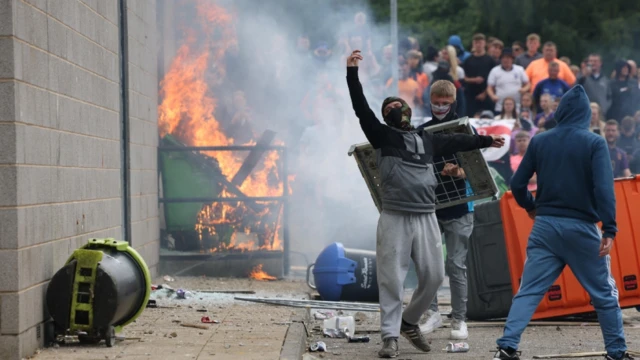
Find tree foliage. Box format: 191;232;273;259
368;0;640;70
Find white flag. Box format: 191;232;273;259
468;119;515;161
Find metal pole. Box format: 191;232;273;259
282;149;290;276
390;0;399;96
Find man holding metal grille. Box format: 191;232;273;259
346;50;505;358
416;80;478;341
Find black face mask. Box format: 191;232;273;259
384;107;403;128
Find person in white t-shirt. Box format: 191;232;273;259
487;48;530;114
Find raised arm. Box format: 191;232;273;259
346;50;386;147
591;138;617;239
427;132;499;157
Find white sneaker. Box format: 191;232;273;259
450;319;468;340
419;310;443;334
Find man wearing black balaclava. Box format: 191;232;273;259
346;50;505;358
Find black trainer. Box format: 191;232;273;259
605;353;635;360
400;320;431;352
493;347;521;360
378;337;399;358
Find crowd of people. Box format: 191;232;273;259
290;17;640;190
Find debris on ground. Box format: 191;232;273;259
201;317;219;324
445;342;469;353
176;289;192;299
322;328;350;338
354;312;368;323
347;335;370;343
197;290;256;294
323;316;355;336
233;296;380;312
181;323;209;330
313;310;335;320
163;275;175;282
309;341;327;352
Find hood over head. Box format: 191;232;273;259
554;85;591;129
448;35;465;51
615;60;630;80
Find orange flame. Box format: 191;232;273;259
159;0;289;253
249;264;277;281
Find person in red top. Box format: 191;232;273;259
510;131;537;191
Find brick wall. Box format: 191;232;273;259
0;0;159;358
126;0;160;279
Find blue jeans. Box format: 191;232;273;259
497;216;626;358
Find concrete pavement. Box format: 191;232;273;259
33;277;309;360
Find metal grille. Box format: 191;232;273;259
348;117;498;212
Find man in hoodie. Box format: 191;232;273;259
607;60;638;122
448;35;471;63
416;79;481;341
493;85;632;360
346;50;505;358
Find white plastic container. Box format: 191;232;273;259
323;316;355;336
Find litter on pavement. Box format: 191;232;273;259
201;317;219;324
309;341;327;352
445;342;470;353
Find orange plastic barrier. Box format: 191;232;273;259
500;175;640;320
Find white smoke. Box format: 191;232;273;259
172;0;395;265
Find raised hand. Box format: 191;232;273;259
347;50;363;67
441;163;463;177
490;135;506;148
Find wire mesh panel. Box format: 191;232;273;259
348;117;498;212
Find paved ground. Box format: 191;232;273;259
33;276;640;360
303;302;640;360
34;277;310;360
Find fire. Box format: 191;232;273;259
249;264;277;281
158;0;291;253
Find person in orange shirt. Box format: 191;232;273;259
407;50;429;91
526;41;576;92
386;60;421;110
406;50;429;115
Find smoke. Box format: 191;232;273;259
168;0;394;263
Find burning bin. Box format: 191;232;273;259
160;134;223;251
308;242;378;302
46;238;151;346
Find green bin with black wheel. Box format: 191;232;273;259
46;238;151;347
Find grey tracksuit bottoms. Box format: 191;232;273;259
429;212;474;320
377;210;445;340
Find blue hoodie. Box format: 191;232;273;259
510;85;618;239
448;35;471;63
